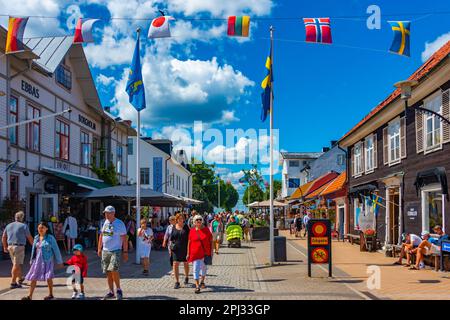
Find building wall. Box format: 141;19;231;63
309;146;346;180
347;80;450;243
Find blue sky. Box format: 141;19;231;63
2;0;449;210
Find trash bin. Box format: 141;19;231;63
274;236;287;262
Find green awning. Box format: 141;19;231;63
42;168;111;190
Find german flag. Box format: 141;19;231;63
6;17;29;54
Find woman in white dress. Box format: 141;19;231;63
62;214;78;254
137;218;154;275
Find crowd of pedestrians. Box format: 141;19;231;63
1;207;255;300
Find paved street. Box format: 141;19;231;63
0;236;362;300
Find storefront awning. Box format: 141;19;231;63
42;167;111;190
349;183;377;196
414;167;448;200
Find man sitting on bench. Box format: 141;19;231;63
409;226;449;270
393;233;421;266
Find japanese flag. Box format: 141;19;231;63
148;16;175;39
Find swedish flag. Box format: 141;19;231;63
261;44;273;122
388;21;411;57
126;36;146;111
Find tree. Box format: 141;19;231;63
243;184;265;206
222;182;239;211
264;180;282;200
192;184;214;213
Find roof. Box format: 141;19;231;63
320;172;347;197
280;152;323;160
289;171;340;200
306;181;333;199
340;40;450;143
42;167;111;190
24;36;73;74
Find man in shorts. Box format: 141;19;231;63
409;227;448;270
393;233;421;266
98;206;128;300
2;211;33;289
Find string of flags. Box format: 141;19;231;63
4;14;412;58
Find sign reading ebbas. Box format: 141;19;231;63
307;219;332;277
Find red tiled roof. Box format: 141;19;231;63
340;41;450;142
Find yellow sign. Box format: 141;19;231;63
311;237;329;246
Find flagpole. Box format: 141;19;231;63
135;27;142;265
269;25;275;266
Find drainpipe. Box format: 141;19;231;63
337;144;349;239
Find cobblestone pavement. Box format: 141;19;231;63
0;238;362;300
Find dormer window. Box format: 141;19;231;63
56;62;72;90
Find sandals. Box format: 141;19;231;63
194;287;201;294
44;295;54;300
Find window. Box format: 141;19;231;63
365;135;374;172
354;142;363;176
289;160;299;167
81;132;90;166
337;154;345;166
10;175;19;201
424;94;442;151
140;168;150;185
116;146;123;174
388;119;401;164
27;105;40;152
423;190;443;232
56;63;72;90
56;119;69;160
9;96;18;145
288;178;300;188
127;138;133;155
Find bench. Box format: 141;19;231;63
345;233;360;245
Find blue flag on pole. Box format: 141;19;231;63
126;36;146;111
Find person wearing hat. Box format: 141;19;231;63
64;244;88;299
187;215;213;294
97;205;128;300
408;226;449;270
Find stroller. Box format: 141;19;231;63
226;224;243;248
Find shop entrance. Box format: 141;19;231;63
421;185;444;233
37;194;58;231
387;188;400;245
338;205;345;240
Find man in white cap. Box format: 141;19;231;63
97;205;128;300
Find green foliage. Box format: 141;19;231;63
192;184;214;213
243;184;265;205
263;180;282;200
222;182;239;211
91;161;119;186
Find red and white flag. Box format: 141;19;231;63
148;15;175;39
74;18;100;44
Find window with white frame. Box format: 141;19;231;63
354;142;363;176
365;135;374;172
81;131;90;166
424;93;442;151
388;119;401;164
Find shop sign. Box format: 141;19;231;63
78;114;96;130
21;80;40;99
406;205;419;221
307;219;332;277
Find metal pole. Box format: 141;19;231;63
0;109;71;130
269;25;275;265
218;178;221;211
135;28;141;265
135;110;141;265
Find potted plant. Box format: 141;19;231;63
363;229;376;252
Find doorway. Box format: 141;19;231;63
37;194;58;229
338;204;345;240
388;188;400;245
421;185;444;233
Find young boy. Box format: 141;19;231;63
64;244;88;299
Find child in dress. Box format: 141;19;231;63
64;244;88;299
137;219;154;275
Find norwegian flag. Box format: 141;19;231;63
303;18;332;44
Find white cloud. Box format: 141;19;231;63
96;74;115;86
0;0;64;37
422;32;450;62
